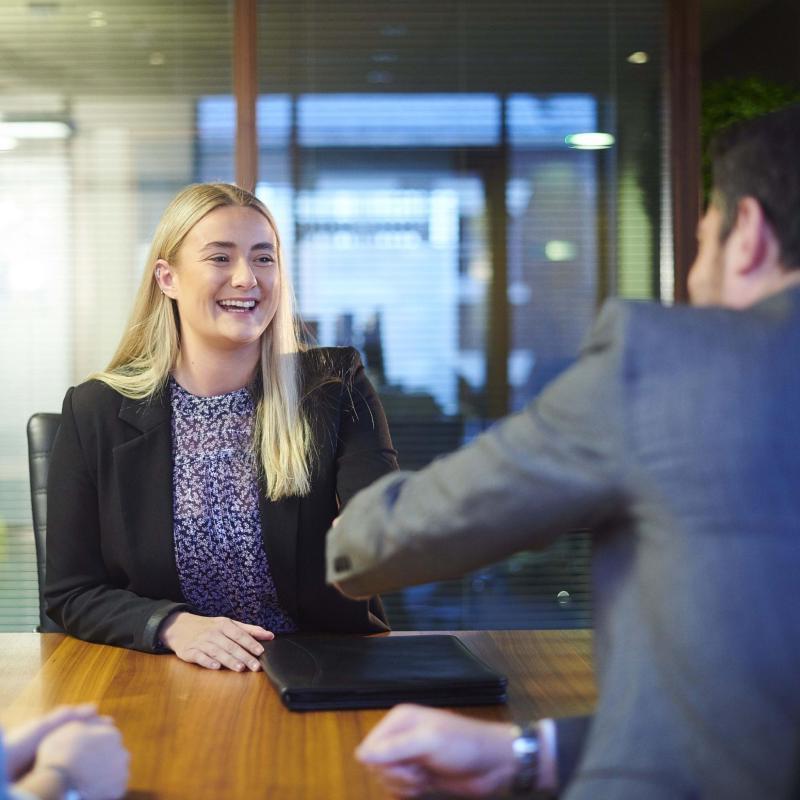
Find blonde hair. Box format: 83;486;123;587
93;182;312;499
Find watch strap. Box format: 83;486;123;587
511;723;540;795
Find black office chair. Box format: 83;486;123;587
26;412;64;633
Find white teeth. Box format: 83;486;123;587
218;299;256;309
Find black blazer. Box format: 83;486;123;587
45;347;398;652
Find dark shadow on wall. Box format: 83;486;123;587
703;0;800;85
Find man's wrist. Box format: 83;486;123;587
509;718;558;796
13;762;74;800
510;723;539;794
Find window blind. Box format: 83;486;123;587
0;0;235;630
252;0;666;630
0;0;666;632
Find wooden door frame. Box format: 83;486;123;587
667;0;701;303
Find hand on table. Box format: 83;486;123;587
159;612;274;672
31;716;129;800
4;704;99;780
356;704;518;798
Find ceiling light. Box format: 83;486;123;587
545;240;577;262
627;51;649;65
0;121;72;140
565;132;615;150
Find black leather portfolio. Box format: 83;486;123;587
259;634;508;711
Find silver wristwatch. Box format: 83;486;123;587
511;723;540;795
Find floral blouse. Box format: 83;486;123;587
169;378;297;633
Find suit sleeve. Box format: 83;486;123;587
554;715;594;791
326;301;630;596
44;387;189;652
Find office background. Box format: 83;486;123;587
1;0;788;632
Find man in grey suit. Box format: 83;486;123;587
326;105;800;799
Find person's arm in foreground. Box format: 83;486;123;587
326;301;629;598
357;705;594;798
4;705;129;800
356;705;558;798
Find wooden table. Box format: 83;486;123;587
0;631;595;799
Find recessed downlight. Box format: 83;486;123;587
565;132;615;150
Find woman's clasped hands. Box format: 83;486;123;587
159;612;274;672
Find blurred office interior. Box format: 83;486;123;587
0;0;794;631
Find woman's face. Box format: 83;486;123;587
156;205;280;358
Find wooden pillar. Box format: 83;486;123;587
486;96;510;419
668;0;701;303
234;0;258;191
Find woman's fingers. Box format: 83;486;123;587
207;633;262;672
165;613;274;671
232;620;275;641
185;649;221;670
223;619;272;656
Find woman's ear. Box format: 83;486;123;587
154;258;178;298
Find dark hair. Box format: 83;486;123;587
711;103;800;270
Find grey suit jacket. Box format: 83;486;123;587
327;287;800;799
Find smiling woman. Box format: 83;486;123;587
43;183;398;672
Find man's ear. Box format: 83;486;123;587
154;258;178;298
728;196;773;277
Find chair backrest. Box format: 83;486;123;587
26;412;64;633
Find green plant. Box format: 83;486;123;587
702;77;800;201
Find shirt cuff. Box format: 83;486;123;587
537;718;558;792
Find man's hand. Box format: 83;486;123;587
159;612;274;671
356;704;518;798
4;704;99;780
29;717;129;800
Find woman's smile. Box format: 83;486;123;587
216;298;259;313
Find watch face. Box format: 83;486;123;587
513;736;539;757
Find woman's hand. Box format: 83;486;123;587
4;704;99;780
158;612;274;671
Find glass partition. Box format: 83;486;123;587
254;0;666;629
0;0;235;630
0;0;666;632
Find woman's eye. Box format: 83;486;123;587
210;255;229;263
256;256;275;265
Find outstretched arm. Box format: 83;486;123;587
327;302;630;598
